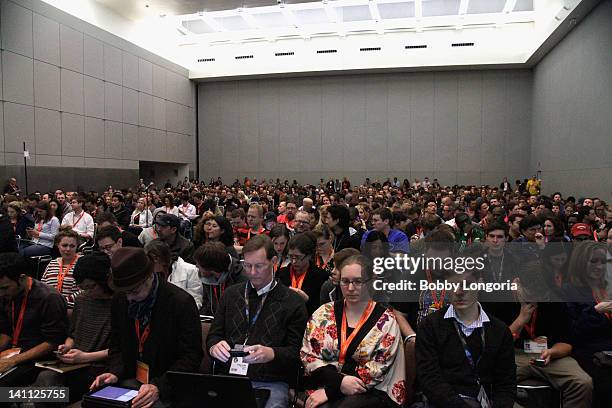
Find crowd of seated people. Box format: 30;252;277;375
0;175;610;408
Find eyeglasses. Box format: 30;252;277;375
288;254;308;263
339;278;371;287
241;261;270;272
294;220;310;225
99;243;117;252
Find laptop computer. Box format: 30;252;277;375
168;371;270;408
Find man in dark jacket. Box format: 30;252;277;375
91;247;202;407
154;214;194;263
107;193;130;229
416;269;516;408
207;235;308;408
0;211;17;253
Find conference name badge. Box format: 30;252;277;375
229;357;249;376
524;336;547;354
136;360;150;384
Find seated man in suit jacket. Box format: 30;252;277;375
91;247;202;408
416;268;516;408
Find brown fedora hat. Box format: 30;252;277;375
110;247;154;292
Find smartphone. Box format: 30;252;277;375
229;349;249;358
533;358;546;367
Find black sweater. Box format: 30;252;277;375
416;308;516;408
206;281;308;383
107;280;203;399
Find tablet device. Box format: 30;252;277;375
82;385;138;408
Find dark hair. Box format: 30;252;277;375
54;226;79;246
36;201;53;222
373;207;393;223
193;241;230;274
73;252;112;293
112;193;124;202
421;214;442;231
333;248;360;271
96;212;117;226
544;216;566;238
485;221;509;236
508;213;524;224
0;253;26;282
519;214;543;233
242;234;276;260
287;232;317;257
327;204;350;230
144;240;173;267
97;225;122;243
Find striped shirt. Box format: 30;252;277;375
444;303;490;337
41;257;81;304
70;294;112;355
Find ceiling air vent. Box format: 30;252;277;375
360;47;381;52
451;42;475;47
405;45;427;49
197;58;216;62
275;52;295;57
317;49;338;54
235;55;254;60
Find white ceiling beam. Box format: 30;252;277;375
414;0;423;32
458;0;469;15
502;0;517;13
200;13;225;32
239;9;260;29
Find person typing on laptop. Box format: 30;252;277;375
207;234;308;408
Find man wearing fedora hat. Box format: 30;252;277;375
91;247;202;408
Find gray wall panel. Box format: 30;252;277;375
84;76;104;119
122;52;139;90
364;79;387;173
4;102;35;154
59;24;83;73
258;81;280;173
61;112;84;158
387;76;411;173
433;74;458;177
60;68;84;115
299;79;322;173
321;78;344;173
122;87;138;125
2;50;34;105
238;81;259;174
1;1;33;57
34;60;60;110
33;13;59;65
84;117;104;158
35;107;60;156
410;74;434;173
457;72;481;174
103;44;122;85
84;35;103;79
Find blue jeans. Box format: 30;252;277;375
19;243;52;257
252;381;289;408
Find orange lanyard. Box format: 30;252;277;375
213;283;226;304
72;212;85;228
554;273;564;288
426;270;445;309
316;248;334;270
135;320;151;355
37;221;44;232
57;256;79;294
290;266;308;290
152;228;157;239
11;277;33;347
339;300;376;365
247;227;264;241
524;308;538;339
593;289;612;321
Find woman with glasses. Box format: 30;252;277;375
301;255;406;408
32;252;113;404
277;232;328;315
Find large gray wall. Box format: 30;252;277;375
0;0;196;192
198;70;532;186
531;0;612;199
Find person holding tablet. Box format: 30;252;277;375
91;247;202;408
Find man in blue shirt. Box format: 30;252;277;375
361;208;409;254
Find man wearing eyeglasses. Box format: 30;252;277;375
207;235;308;408
293;211;312;234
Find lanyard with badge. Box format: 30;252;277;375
134;320;151;384
1;277;34;359
229;281;276;376
452;321;491;408
57;255;79;294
